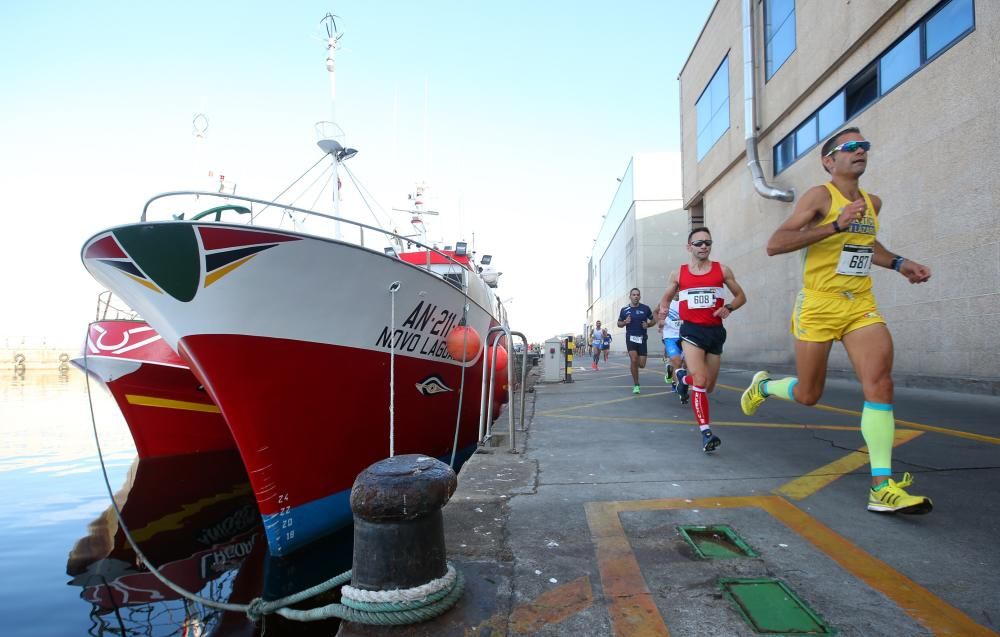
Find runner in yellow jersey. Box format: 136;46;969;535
740;127;934;514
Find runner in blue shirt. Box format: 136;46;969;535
617;287;656;394
601;329;612;362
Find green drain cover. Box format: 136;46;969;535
720;578;835;635
678;525;758;559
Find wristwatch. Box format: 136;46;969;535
724;303;735;312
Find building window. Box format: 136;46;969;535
773;137;794;174
794;117;817;156
689;200;705;229
765;0;796;79
817;93;845;141
772;0;975;175
929;0;975;57
696;56;730;160
880;28;921;93
845;63;877;119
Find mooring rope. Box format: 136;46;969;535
262;566;466;624
82;328;248;615
450;301;471;468
81;320;463;626
343;564;456;604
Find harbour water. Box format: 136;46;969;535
0;367;348;636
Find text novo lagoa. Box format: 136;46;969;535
375;301;461;359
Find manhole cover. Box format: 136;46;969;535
720;578;834;634
678;525;758;559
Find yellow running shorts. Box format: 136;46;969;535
790;288;885;342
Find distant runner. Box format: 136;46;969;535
617;288;656;395
602;329;612;362
590;321;604;370
660;294;685;397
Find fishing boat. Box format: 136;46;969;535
80;15;514;557
73;316;236;458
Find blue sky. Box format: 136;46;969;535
0;1;714;345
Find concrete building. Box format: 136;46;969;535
678;0;998;389
586;153;689;354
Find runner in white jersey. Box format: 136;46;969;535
590;320;604;370
660;296;685;396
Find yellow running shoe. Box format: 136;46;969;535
740;370;770;416
867;473;933;514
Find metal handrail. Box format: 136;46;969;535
509;331;529;432
139;191;474;274
136;191;497;319
95;290;138;321
478;325;529;453
484;327;510;450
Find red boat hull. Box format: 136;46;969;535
179;333;488;555
74;320;235;458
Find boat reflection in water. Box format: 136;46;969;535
66;449;351;635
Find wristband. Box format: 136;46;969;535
891;256;905;271
831;219;842;233
724;303;734;312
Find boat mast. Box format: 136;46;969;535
315;13;356;240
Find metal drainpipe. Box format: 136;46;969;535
743;0;794;202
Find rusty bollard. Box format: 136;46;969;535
349;454;457;591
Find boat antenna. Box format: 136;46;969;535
315;13;356;240
321;13;342;119
392;182;440;245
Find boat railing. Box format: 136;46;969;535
95;290;139;321
141;191;485;292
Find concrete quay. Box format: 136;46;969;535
341;357;1000;636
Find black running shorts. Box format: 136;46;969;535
625;335;648;356
679;322;727;356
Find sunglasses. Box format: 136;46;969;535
690;240;713;247
824;140;871;157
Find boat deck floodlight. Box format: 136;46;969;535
455;241;468;256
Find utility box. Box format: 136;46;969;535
542;338;565;382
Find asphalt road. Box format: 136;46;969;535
342;357;1000;636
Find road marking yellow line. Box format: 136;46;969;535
545;413;864;432
125;394;221;413
588;496;997;637
716;382;1000;445
539;391;674;415
776;429;924;500
467;576;595;635
758;496;997;637
509;575;593;633
585;501;671;637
